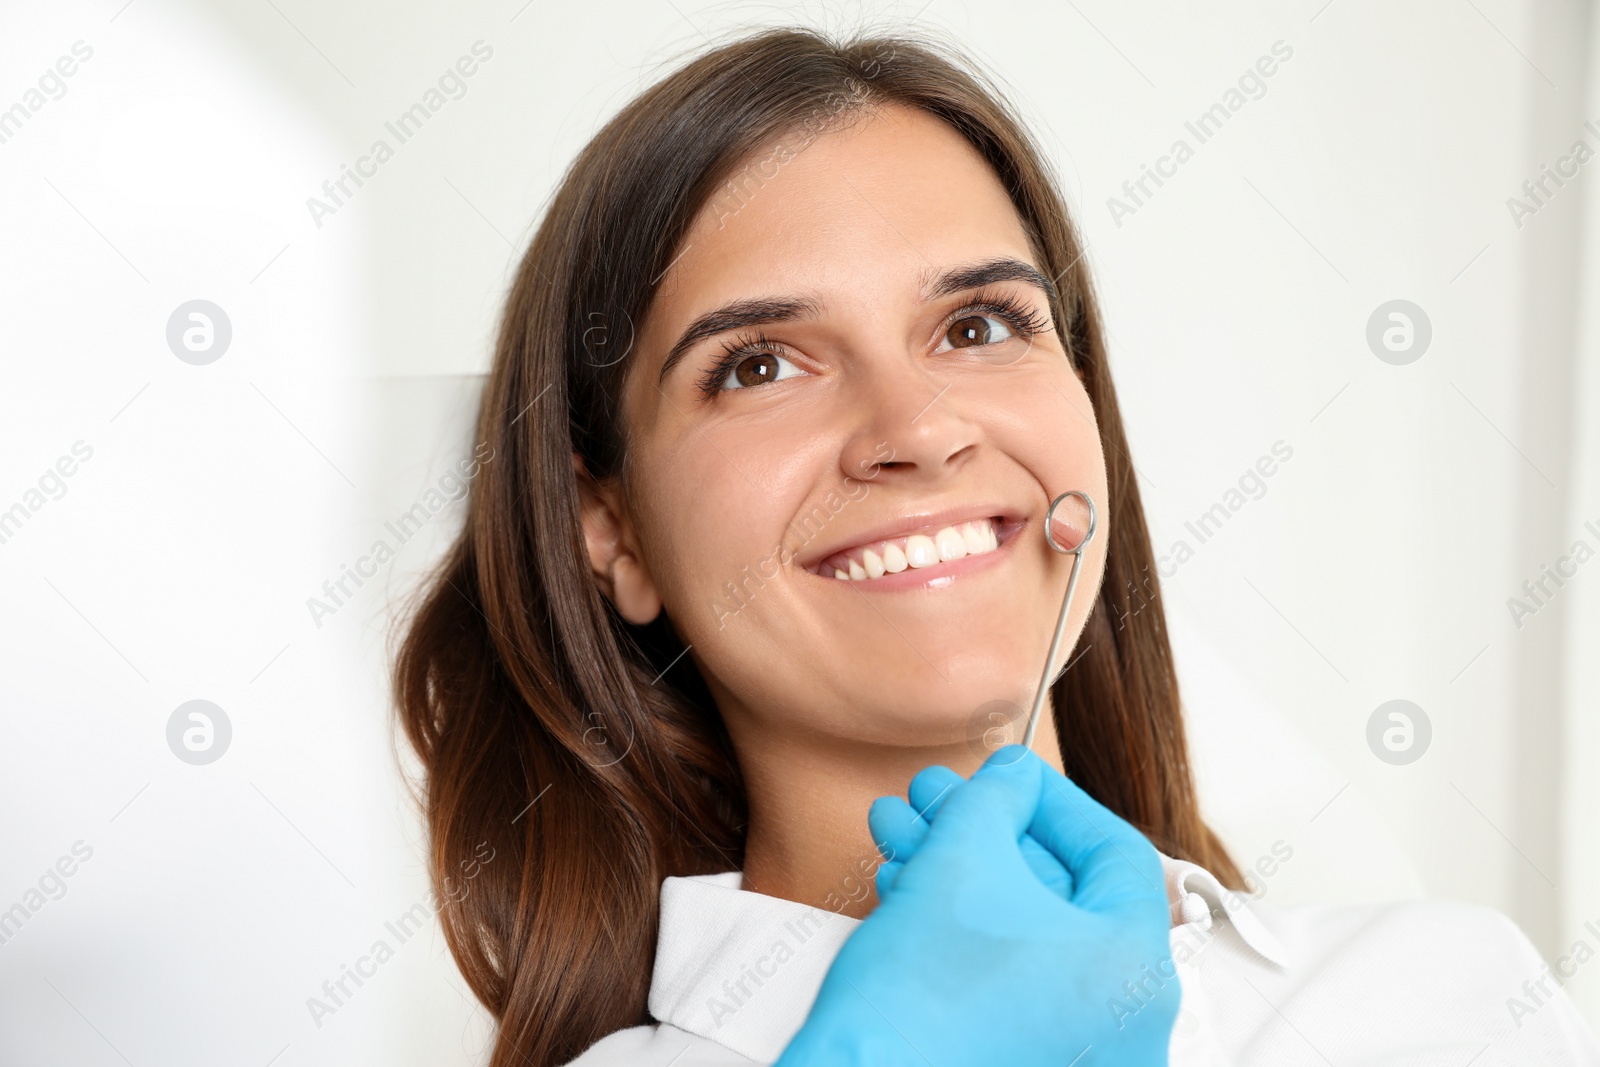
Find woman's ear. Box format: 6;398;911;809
572;452;663;625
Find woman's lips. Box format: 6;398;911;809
802;514;1026;587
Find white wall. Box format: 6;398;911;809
1;0;1595;1062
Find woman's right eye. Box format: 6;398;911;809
718;350;806;391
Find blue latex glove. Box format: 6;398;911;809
869;762;1075;902
774;745;1178;1067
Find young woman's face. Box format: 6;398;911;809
612;103;1109;752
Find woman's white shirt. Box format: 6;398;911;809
564;852;1600;1065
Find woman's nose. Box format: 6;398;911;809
837;360;983;487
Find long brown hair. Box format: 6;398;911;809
393;24;1242;1067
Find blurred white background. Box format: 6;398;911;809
1;0;1597;1063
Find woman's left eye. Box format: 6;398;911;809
718;350;806;391
936;313;1017;351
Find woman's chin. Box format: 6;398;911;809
826;687;1037;751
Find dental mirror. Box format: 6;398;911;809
1020;490;1097;749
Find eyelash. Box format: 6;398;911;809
693;289;1054;400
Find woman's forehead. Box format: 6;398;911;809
636;104;1040;373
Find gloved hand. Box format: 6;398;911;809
773;745;1178;1067
869;760;1076;903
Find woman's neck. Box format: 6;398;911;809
733;715;1066;919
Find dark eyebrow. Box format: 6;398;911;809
655;257;1060;387
657;297;821;386
921;256;1060;312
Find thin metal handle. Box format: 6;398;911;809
1020;490;1096;750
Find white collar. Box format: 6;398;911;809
647;851;1290;1063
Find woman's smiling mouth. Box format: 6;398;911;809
801;511;1027;588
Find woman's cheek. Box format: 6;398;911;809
644;481;788;641
979;377;1103;495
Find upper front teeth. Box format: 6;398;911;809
827;520;1000;581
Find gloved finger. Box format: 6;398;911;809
1019;833;1074;900
873;859;904;902
914;744;1042;862
1029;765;1166;919
867;795;926;864
907;761;1072;898
906;764;965;825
